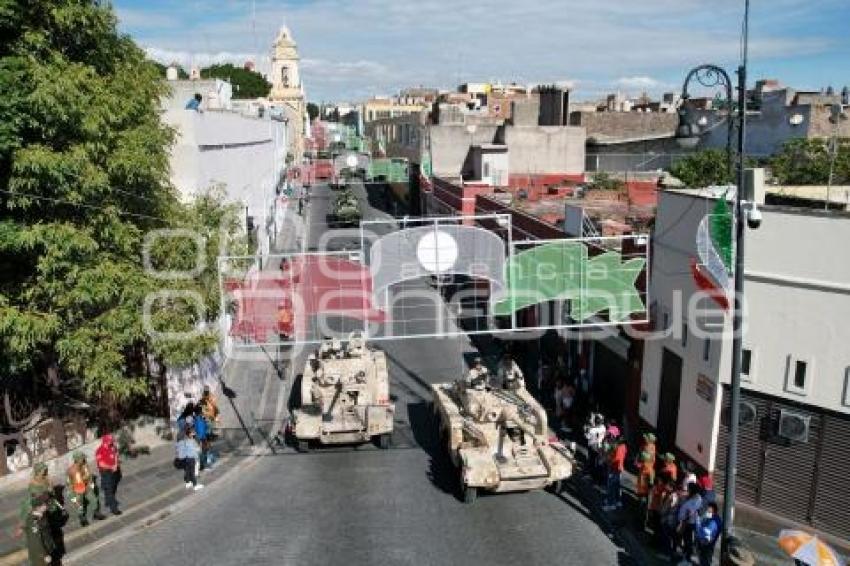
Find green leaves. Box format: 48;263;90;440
200;63;271;99
670;149;734;188
770;137;850;185
0;1;243;405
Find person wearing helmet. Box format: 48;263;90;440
66;452;105;526
466;357;488;390
498;354;525;391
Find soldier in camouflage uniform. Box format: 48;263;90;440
66;452;105;526
466;357;489;390
19;464;60;565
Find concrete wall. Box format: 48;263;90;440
429;124;501;177
571;111;677;139
371;115;585;178
471;149;509;186
743;206;850;413
163;109;286;222
641;188;850;471
695;94;850;157
503;126;585;176
639;189;731;470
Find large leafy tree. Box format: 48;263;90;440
669;149;735;188
201;63;271;99
307;102;320;122
0;1;240;415
769;137;850;185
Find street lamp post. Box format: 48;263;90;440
675;1;751;558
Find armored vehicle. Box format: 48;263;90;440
431;373;573;503
328;189;360;227
288;332;393;451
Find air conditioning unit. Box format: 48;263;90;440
777;409;810;443
738;402;757;426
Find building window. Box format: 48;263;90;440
794;361;807;389
785;355;813;395
702;338;711;362
741;348;755;382
843;368;850;407
682;322;688;347
483;162;490;178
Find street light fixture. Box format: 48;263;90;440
674;1;752;560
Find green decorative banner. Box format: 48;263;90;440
492;242;646;322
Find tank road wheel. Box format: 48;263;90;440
546;480;564;495
463;485;477;504
296;439;309;453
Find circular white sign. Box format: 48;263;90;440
417;231;458;273
346;154;358;168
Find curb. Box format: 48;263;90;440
65;449;264;564
0;449;263;566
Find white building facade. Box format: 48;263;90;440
641;186;850;540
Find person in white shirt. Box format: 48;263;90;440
584;413;606;481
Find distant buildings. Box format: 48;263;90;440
365;83;586;208
570;80;850;171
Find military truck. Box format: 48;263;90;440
327;188;361;227
287;332;394;451
431;375;573;503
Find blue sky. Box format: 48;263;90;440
114;0;850;102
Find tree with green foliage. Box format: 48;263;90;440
588;171;625;191
307;102;320;122
669;149;735;188
152;60;188;79
769;137;850;185
0;1;243;418
200;63;270;99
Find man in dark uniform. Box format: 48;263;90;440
19;464;62;565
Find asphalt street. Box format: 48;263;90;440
80;182;634;566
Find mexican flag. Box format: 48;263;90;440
690;193;733;310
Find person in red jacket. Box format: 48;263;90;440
95;434;122;515
603;437;628;510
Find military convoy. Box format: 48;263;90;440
327;188;361;227
430;360;574;503
287;332;394;451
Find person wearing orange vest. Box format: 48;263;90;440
635;450;656;500
640;432;657;467
277;301;294;338
659;452;678;483
66;452;105;526
647;477;669;546
603;437;628;511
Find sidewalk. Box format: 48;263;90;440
0;431;250;566
568;447;830;565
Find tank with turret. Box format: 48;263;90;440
287;332;393;451
328;188;360;227
430;357;574;503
